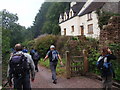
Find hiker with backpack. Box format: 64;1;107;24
96;47;116;90
32;49;40;72
43;45;64;84
30;48;35;58
7;44;35;90
22;47;28;53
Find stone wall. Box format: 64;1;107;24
100;16;120;60
100;16;120;46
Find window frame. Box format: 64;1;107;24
88;24;93;34
71;26;74;32
87;13;92;21
64;28;66;35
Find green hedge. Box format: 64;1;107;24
23;35;120;82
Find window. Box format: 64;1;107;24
87;13;92;21
71;26;74;32
64;28;66;35
70;11;72;17
80;26;84;35
64;15;66;20
88;24;93;34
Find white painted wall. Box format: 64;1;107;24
59;16;80;36
79;11;100;39
59;11;100;39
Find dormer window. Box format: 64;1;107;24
64;12;68;20
64;15;66;20
70;11;72;17
59;15;63;23
69;9;74;18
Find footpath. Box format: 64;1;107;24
31;65;102;88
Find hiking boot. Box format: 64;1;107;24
53;79;57;84
36;70;39;72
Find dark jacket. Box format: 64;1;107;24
97;54;116;77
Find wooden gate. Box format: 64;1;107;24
66;50;88;79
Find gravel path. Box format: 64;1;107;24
31;65;102;88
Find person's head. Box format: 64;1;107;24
101;46;111;56
50;45;55;50
31;48;34;50
23;47;26;49
14;44;23;51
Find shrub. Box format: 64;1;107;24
55;36;70;57
109;43;120;81
34;35;58;57
23;35;120;81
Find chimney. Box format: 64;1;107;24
70;2;77;7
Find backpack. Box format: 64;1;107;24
33;52;40;60
49;50;58;62
96;56;105;70
9;53;29;77
97;56;112;77
30;50;35;55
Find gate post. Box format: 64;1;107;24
66;51;71;79
83;49;88;74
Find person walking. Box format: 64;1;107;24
30;48;35;59
97;47;116;90
32;49;40;72
22;47;28;53
7;44;35;90
43;45;64;84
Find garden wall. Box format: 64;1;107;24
100;16;120;60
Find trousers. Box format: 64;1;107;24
102;75;112;90
13;74;31;90
50;61;58;80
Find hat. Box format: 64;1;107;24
50;45;55;49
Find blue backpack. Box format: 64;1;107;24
49;50;58;62
97;56;113;76
96;56;105;70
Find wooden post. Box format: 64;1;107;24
83;49;88;74
66;51;71;79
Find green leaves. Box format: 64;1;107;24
30;2;70;37
96;10;120;29
2;9;18;30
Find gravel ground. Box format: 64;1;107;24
31;65;102;88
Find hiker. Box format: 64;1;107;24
7;44;35;90
32;49;40;72
22;47;28;53
43;45;64;84
97;47;116;90
30;48;35;59
10;48;16;57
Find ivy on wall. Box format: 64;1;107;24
96;9;120;29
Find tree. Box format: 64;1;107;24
29;2;70;37
41;2;70;35
2;9;18;30
32;2;52;38
1;10;31;47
